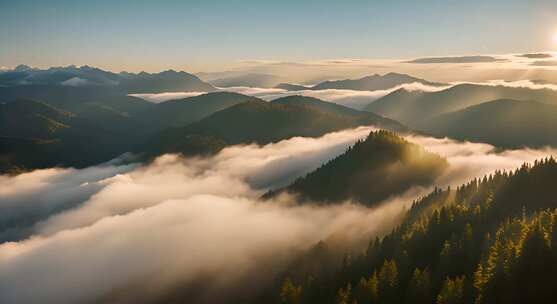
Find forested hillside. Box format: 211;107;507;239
266;130;447;206
415;99;557;148
266;158;557;304
365;84;557;126
143;101;408;158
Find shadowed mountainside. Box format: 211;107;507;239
277;73;444;92
415;99;557;148
264;130;447;206
364;83;557;126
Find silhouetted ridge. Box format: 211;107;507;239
265;130;447;206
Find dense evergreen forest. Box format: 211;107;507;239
265;158;557;304
266;130;447;206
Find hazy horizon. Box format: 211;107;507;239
3;0;557;73
5;51;557;84
4;2;557;303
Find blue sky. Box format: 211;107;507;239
2;0;557;72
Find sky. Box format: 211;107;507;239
2;0;557;72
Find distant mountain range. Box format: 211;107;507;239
0;99;136;172
264;130;447;206
275;83;310;91
208;73;283;88
143;96;408;158
364;83;557;148
118;70;216;93
277;73;445;92
7;64;557;173
271;95;402;127
139;92;261;130
0;65;216;93
364;83;557;125
416;99;557;148
0;88;408;173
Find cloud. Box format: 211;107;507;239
453;79;557;91
219;82;449;110
0;160;137;242
406;135;557;187
129;92;207;103
131;78;557;109
405;55;505;64
517;53;554;59
1;127;555;304
0;127;373;239
0;195;400;304
60;77;89;86
215;86;286;98
530;60;557;67
0;127;394;304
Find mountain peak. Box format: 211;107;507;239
264;130;447;205
14;64;33;72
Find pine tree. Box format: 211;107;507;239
406;268;431;304
378;259;399;303
280;278;302;304
436;276;465;304
336;283;352;304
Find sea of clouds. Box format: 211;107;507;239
0;127;555;303
131;79;557;111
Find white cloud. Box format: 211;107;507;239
129;92;207;103
465;79;557;91
60;77;89;86
406;135;557;187
0;127;555;303
219;82;450;110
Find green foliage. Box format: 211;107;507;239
474;210;557;304
407;268;432;304
267;157;557;304
356;272;378;303
0;98;142;171
378;259;399;303
437;276;465;304
266;130;448;206
139;92;262;130
336;283;351;304
146;100;408;158
281;278;302;304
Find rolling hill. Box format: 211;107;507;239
272;95;377;116
281;73;444;92
364;83;557;126
270;95;407;131
118;69;216;93
143;99;409;157
0;99;135;172
264;158;557;304
138;92;262;130
264;130;448;206
0;84;156;115
275;83;310;91
0;65;216;93
0;99;74;139
416;99;557;148
209;73;282;88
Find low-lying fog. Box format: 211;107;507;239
131;79;557;110
1;127;555;303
